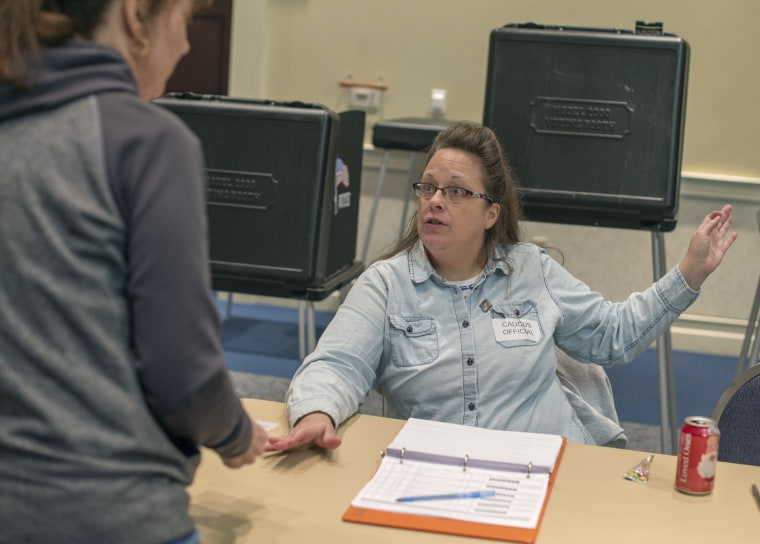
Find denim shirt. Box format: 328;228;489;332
286;241;699;443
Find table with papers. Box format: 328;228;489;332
188;399;760;544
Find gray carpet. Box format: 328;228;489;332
229;370;662;452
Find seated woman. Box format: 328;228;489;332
266;122;736;452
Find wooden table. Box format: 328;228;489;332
188;399;760;543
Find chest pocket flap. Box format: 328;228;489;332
388;315;439;366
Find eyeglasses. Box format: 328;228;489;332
413;182;494;204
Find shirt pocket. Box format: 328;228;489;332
388;314;439;367
490;300;544;348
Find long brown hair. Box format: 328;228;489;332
0;0;211;88
379;122;524;261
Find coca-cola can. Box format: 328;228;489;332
674;416;720;495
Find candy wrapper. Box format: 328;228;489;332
624;454;654;484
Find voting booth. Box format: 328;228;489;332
156;94;365;300
483;22;689;231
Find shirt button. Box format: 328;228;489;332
462;320;470;328
406;325;413;333
468;402;475;411
467;358;474;366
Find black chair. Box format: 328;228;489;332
711;363;760;466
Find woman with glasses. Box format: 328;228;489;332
266;122;736;453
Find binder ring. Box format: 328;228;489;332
463;454;469;472
527;461;533;479
400;447;405;464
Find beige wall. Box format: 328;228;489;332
231;0;760;178
227;1;760;356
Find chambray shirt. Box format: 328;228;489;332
286;241;699;443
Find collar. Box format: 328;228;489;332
407;240;513;285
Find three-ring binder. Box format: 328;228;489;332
345;418;567;543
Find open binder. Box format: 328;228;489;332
343;418;566;542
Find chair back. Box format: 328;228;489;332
711;363;760;466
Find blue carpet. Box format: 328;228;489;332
217;299;332;378
603;350;736;426
218;299;738;427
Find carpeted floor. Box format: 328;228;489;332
220;300;737;453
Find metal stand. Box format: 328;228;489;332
651;231;677;454
361;150;418;263
297;301;317;361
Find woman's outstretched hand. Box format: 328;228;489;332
263;412;342;453
678;204;737;290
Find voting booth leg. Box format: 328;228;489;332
398;153;419;241
297;301;317;361
652;231;678;454
361;151;391;263
225;292;234;319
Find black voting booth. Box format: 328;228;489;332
156;94;366;357
484;22;689;231
483;22;690;453
156;94;365;298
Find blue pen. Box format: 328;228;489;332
397;489;496;503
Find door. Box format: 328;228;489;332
166;0;232;95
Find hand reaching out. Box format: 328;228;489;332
222;419;269;468
263;412;342;453
678;204;737;290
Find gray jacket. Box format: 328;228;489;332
0;41;251;543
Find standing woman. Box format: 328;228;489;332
0;1;267;543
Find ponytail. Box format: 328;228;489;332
0;0;74;88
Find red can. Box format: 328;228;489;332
674;416;720;495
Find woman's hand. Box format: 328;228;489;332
222;419;270;468
263;412;342;453
678;204;737;290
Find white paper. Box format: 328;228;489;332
351;455;550;528
256;420;279;432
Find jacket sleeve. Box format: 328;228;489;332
542;248;699;365
99;93;252;458
286;265;389;428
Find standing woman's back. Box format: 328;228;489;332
0;2;262;542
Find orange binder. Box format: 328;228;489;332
342;418;567;543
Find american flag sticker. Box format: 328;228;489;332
336;158;350;188
335;158;352;213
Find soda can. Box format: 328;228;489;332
674;416;720;495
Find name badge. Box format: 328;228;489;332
491;317;540;343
